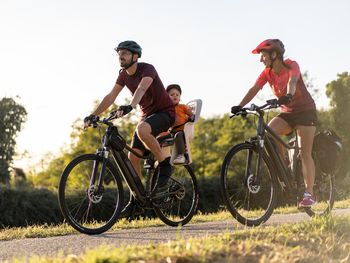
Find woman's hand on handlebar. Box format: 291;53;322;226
231;105;242;115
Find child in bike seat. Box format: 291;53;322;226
166;84;193;164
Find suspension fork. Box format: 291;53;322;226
93;148;109;189
251;115;266;184
83;149;108;219
244;147;253;180
87;149;108;207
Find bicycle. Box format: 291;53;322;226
220;99;335;226
58;112;199;234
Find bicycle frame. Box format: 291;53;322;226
90;116;191;207
95;130;175;207
253;110;301;194
109;146;148;202
93;124;154;206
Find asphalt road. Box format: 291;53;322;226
1;208;349;262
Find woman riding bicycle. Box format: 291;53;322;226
231;39;317;208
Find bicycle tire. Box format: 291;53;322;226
58;154;124;234
152;164;199;227
304;171;335;217
220;142;278;226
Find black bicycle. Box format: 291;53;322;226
220;99;335;226
58;113;199;234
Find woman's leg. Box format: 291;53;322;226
268;117;293;158
296;125;316;196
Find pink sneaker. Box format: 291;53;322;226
299;192;316;208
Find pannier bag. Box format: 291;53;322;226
312;129;342;174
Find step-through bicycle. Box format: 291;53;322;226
58;113;199;234
220;99;335;226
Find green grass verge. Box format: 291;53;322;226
12;215;350;263
1;199;349;241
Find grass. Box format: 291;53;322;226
10;215;350;263
1;199;349;241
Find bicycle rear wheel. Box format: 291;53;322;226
304;169;335;217
220;142;278;226
59;154;124;234
152;165;198;227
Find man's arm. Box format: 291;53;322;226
92;83;123;116
129;76;153;108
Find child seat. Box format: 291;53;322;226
170;99;202;165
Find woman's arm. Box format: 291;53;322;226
287;75;298;96
238;84;260;107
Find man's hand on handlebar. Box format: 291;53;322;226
115;105;133;118
83;114;99;129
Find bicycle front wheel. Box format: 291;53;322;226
153;165;199;227
59;154;124;234
304;171;335;217
220;142;278;226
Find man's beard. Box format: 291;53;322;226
120;59;128;68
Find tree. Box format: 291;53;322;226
0;97;27;185
326;72;350;143
325;72;350;197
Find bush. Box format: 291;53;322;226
0;187;62;227
197;176;224;213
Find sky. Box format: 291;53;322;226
1;0;349;171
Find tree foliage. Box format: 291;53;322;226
326;72;350;143
325;72;350;194
0;97;27;184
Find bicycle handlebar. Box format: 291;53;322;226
230;99;278;118
87;111;119;128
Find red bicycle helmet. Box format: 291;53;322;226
252;39;285;55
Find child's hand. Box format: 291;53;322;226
188;115;195;122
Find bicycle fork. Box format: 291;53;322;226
244;139;263;194
79;149;109;221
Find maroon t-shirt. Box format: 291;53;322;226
116;63;175;119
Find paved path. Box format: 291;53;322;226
1;208;349;261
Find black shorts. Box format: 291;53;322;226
277;109;318;128
131;112;175;152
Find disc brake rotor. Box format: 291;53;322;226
247;174;261;194
87;185;103;203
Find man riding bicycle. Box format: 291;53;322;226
83;40;175;194
231;39;317;208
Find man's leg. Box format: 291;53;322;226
136;113;174;188
136;121;166;162
128;130;146;177
128;149;143;177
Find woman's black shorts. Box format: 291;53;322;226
277;109;318;128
